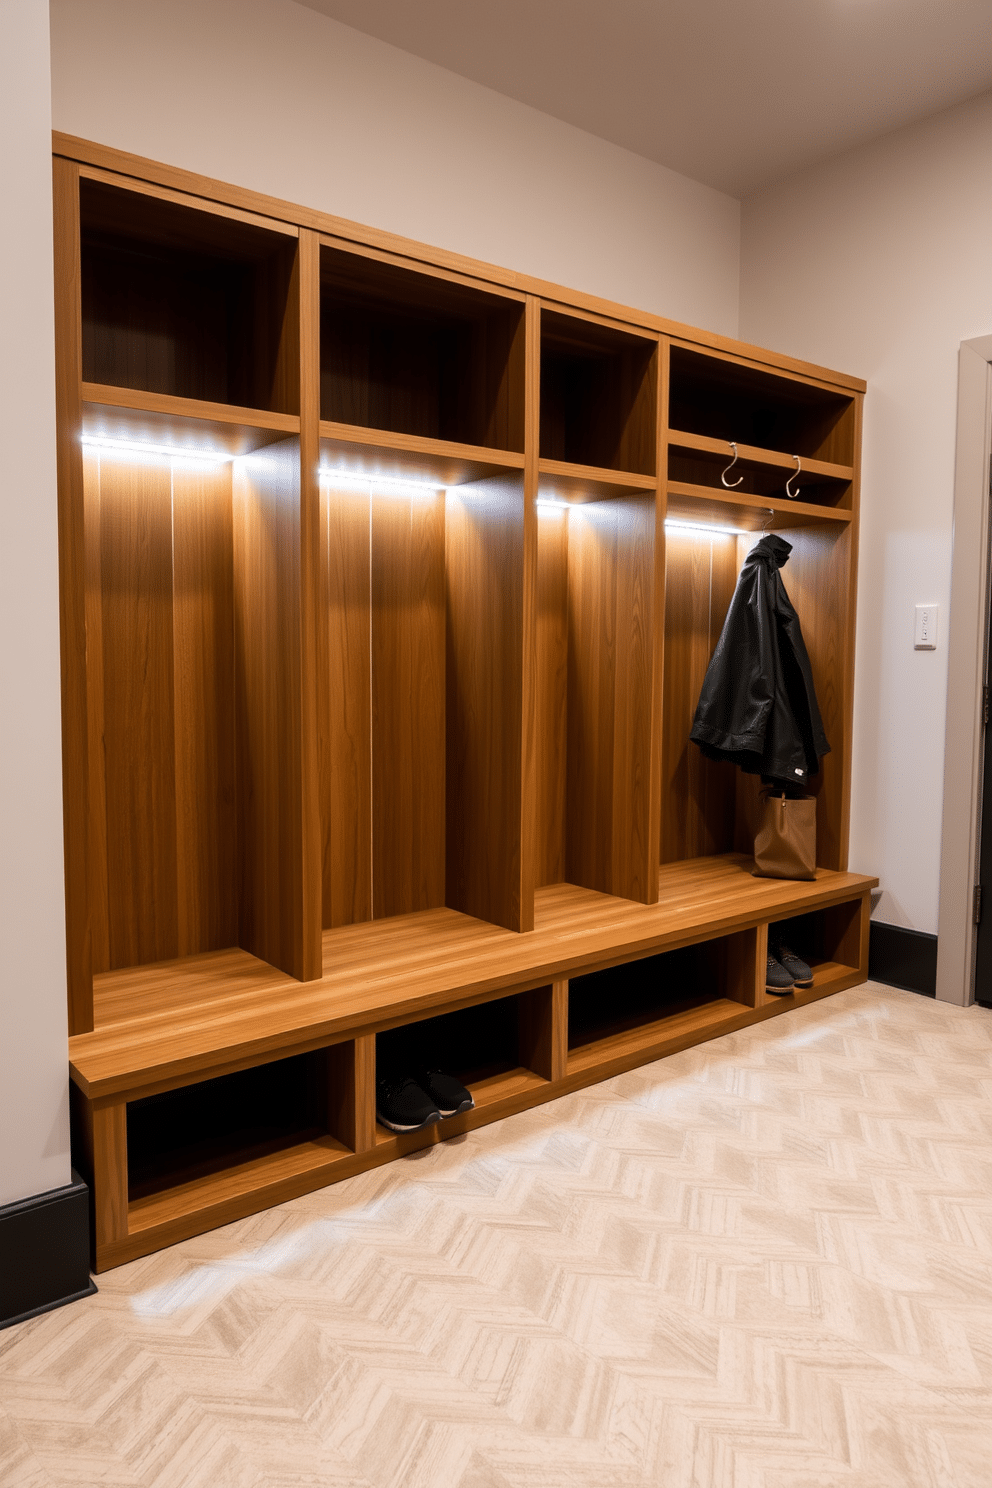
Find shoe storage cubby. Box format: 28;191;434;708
765;896;868;1000
57;136;874;1273
319;244;526;452
80;175;301;414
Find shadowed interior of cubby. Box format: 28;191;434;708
80;177;301;413
540;310;658;474
661;522;851;873
319;466;528;934
125;1050;330;1201
568;940;737;1050
319;246;526;450
80;435;311;982
669;346;855;465
533;492;659;903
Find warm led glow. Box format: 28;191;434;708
536;499;568;515
319;467;444;499
664;518;744;539
81;435;234;465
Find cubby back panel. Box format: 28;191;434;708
565;494;658;901
661;528;739;863
534;508;569;886
371;490;446;917
84;452;236;972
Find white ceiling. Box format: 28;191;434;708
296;0;992;196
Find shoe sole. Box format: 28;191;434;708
765;984;795;995
437;1098;475;1117
376;1110;442;1133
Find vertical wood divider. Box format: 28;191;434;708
327;1035;376;1153
298;230;323;979
837;394;864;872
84;1099;129;1257
233;231;321;981
519;980;568;1082
652;339;671;902
53;157;94;1034
521;295;541;924
725;924;767;1008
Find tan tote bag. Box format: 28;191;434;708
752;791;817;880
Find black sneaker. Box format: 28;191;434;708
416;1069;474;1117
775;944;813;988
765;955;795;995
376;1076;442;1133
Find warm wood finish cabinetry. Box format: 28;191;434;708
54;136;874;1271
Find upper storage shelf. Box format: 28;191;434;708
80;176;301;416
669;345;856;466
319;245;526;453
540;309;658;477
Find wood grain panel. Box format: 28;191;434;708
327;1035;376;1153
371;488;446;917
172;464;237;956
534;507;568;885
321;481;372;927
518;980;568;1082
445;475;529;930
78;1098;129;1252
82;451;110;974
233;439;309;978
297;231;323;981
53;155;94;1033
566;495;657;902
661;528;739;863
99;456;180;967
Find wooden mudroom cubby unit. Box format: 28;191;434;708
54;134;872;1271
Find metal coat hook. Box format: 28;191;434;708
720;440;744;488
759;507;775;534
785;454;802;499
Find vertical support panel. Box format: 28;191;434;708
321;480;372;927
566;493;657;902
661;530;738;862
53;157;93;1033
520;296;540;915
446;474;530;931
75;1095;128;1262
534;507;568;885
233;438;310;978
519;980;568;1081
297;231;323;978
722;925;766;1008
100;457;179;968
83;451;110;974
172;465;237;957
327;1035;375;1153
822;894;869;975
371;489;446;917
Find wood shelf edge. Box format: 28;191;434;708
318;421;526;471
666;480;853;526
668;429;854;482
82;383;301;433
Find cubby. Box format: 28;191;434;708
55;135;874;1274
319;245;525;452
669;345;856;466
80;176;300;415
540;309;658;476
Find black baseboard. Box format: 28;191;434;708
868;921;938;997
0;1170;96;1331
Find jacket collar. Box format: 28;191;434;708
746;534;792;570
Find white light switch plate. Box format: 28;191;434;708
915;604;938;650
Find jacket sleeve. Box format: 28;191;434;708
689;560;778;758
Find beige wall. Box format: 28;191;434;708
0;0;71;1206
48;0;741;336
740;91;992;936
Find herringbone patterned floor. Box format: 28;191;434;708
4;982;992;1487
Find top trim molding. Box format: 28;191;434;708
53;131;866;396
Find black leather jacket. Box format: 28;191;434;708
689;534;829;785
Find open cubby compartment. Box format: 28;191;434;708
533;490;661;904
375;985;558;1127
567;927;760;1062
125;1049;340;1203
540;310;658;475
81;429;312;988
80;175;300;413
319;244;525;451
661;520;853;871
669;346;856;466
766;896;867;995
319;461;530;933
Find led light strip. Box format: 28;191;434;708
664;518;745;538
81;435;234;464
319;467;445;498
